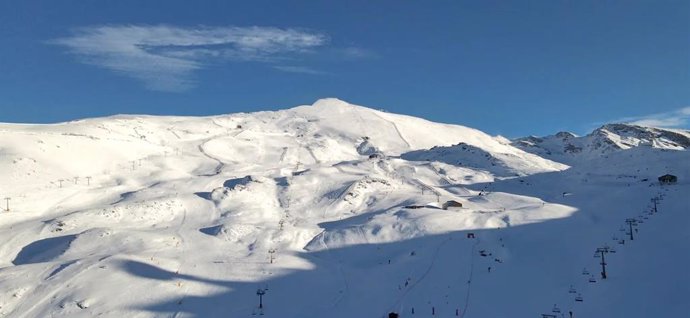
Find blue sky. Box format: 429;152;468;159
0;0;688;137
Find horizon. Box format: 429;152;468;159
1;1;688;137
2;97;687;138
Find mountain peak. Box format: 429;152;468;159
311;98;353;108
512;123;690;163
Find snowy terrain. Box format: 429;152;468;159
0;98;687;318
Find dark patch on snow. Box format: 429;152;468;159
13;234;77;265
223;176;253;189
200;225;223;236
47;260;78;278
194;192;212;200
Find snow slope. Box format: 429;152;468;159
0;98;687;318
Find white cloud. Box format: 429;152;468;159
613;107;690;128
273;65;327;75
52;25;329;91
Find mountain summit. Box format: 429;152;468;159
513;123;690;162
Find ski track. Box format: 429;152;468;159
385;236;453;316
197;139;226;176
371;112;412;149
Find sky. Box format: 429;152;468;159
0;0;688;137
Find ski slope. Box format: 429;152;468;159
0;98;687;317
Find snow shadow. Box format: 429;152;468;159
124;212;594;317
125;155;683;317
12;234;78;265
199;224;223;236
194;192;212;200
223;176;253;189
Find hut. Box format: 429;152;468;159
442;200;463;210
368;153;385;159
658;174;678;185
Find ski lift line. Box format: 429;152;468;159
300;230;350;316
384;236;454;317
459;238;482;318
167;206;192;318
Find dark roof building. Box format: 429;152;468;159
442;200;463;210
658;174;678;184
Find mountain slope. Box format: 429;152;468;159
0;99;687;318
513;123;690;163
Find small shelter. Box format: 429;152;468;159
368;153;385;159
658;174;678;185
442;200;463;210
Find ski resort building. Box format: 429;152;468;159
658;174;678;184
442;200;463;210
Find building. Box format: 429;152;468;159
442;200;463;210
658;174;678;185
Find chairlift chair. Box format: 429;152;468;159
582;269;590;275
618;239;625;245
552;305;561;313
588;276;597;283
575;294;584;302
569;286;577;293
609;247;617;253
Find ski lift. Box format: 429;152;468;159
575;294;584;302
588;276;597;283
618;238;625;245
612;235;618;241
568;286;577;294
552;304;561;313
638;219;645;224
582;268;590;275
609;247;617;253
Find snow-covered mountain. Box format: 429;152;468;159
513;123;690;162
0;99;687;318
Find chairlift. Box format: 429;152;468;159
575;294;584;302
638;219;645;224
569;286;577;293
552;305;561;313
612;236;618;241
582;268;590;275
618;239;625;245
588;276;597;283
609;247;617;253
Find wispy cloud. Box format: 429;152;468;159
273;65;328;75
611;107;690;128
52;25;329;91
337;47;377;59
